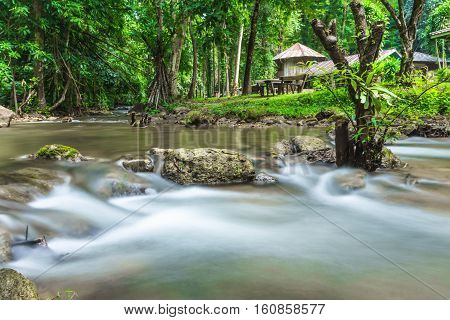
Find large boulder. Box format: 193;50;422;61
0;229;12;263
0;106;15;128
149;148;255;185
33;144;86;162
272;136;335;163
0;269;39;300
0;167;66;203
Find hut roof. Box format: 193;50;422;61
273;43;326;61
301;49;400;76
413;51;446;63
430;27;450;39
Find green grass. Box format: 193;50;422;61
169;84;449;121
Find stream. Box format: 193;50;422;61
1;116;450;299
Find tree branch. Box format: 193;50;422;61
349;0;368;55
378;0;403;31
408;0;425;37
359;21;385;75
311;19;348;70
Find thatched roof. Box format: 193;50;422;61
273;43;326;61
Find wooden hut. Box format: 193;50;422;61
413;52;446;71
273;43;326;78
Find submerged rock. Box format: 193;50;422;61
71;164;154;198
272;136;335;164
122;158;154;173
0;167;66;203
0;106;15;128
0;229;12;263
60;116;73;123
149;148;255;185
253;172;277;185
33;144;86;162
334;169;367;192
0;269;39;300
105;180;151;197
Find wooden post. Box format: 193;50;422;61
335;119;353;167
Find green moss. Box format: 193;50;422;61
35;144;81;160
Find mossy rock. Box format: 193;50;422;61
34;144;83;161
0;269;39;300
149;148;255;185
183;110;213;126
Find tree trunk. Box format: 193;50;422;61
225;51;230;97
49;78;71;111
242;0;261;95
187;23;198;99
212;44;216;96
169;17;188;98
148;0;170;109
335;119;354;166
32;0;46;108
378;0;425;76
400;39;414;75
312;0;385;172
232;24;244;95
217;48;221;97
10;61;19;115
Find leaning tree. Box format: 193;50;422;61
311;0;386;171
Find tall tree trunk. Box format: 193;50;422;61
187;23;198;99
32;0;46;108
10;62;19;115
202;55;207;98
242;0;261;95
169;17;188;98
225;51;230;97
232;24;244;95
217;48;221;97
378;0;425;76
212;44;216;96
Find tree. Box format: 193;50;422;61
187;22;198;99
32;0;46;108
147;0;170;108
242;0;262;95
232;24;244;95
378;0;426;76
312;0;386;171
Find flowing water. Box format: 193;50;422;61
1;116;450;299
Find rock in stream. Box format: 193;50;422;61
149;148;256;185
